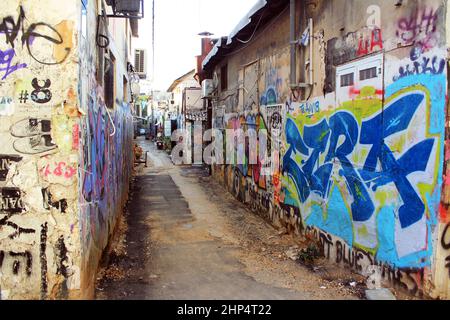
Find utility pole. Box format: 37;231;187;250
152;0;155;78
151;0;156;138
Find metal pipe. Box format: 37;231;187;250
290;0;296;88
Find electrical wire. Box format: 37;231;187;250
152;0;155;83
224;6;289;57
105;106;117;137
236;10;265;44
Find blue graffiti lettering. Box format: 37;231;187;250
326;112;375;222
360;94;434;228
283;92;433;228
393;52;445;82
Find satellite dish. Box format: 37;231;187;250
198;31;214;37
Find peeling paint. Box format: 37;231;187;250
0;0;133;299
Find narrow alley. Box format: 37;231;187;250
95;138;365;300
2;0;450;304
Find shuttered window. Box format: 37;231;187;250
360;67;378;81
340;73;354;87
134;49;145;74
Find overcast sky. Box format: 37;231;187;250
133;0;258;91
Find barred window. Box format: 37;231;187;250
340;73;354;87
360;67;378;81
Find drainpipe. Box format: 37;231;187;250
290;0;296;89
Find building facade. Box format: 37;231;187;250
203;0;450;299
0;0;137;299
168;69;200;130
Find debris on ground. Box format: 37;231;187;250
96;139;418;301
100;265;126;281
285;246;301;261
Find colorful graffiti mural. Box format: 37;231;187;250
208;0;449;299
219;103;283;211
282;73;445;269
79;89;133;254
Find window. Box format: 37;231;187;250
104;53;116;108
134;49;146;74
220;64;228;91
123;75;128;102
340;73;354;87
360;67;378;81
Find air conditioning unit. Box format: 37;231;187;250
115;0;141;13
201;79;214;99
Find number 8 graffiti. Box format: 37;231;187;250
31;78;52;104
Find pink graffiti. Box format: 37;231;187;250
72;124;79;150
43;162;76;179
348;86;384;99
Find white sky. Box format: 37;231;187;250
133;0;258;91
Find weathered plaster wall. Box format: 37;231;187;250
0;0;81;300
211;0;450;299
0;0;133;299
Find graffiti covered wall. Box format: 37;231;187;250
284;57;446;296
209;0;450;298
0;0;81;299
0;0;134;299
77;0;134;298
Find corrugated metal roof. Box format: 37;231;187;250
201;0;287;71
226;0;267;45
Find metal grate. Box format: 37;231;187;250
359;67;378;81
340;73;354;87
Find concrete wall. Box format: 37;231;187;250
210;0;450;299
0;0;133;299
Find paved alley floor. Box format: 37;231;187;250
95;138;363;300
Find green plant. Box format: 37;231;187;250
298;243;321;265
163;137;172;151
